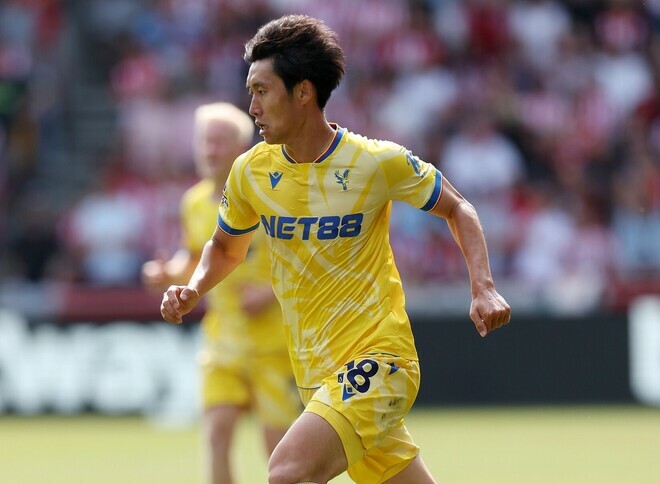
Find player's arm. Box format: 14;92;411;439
163;249;200;284
142;249;200;291
429;177;511;336
161;225;254;324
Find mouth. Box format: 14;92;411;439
255;121;268;135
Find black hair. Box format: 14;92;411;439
244;15;346;109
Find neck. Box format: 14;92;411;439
284;117;336;164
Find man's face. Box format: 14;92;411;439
246;58;299;145
195;119;242;180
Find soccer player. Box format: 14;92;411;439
142;102;300;484
161;15;511;484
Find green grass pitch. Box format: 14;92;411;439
0;405;658;483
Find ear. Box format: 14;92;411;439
295;79;315;106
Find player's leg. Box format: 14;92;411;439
201;359;251;484
267;411;348;484
203;404;243;484
383;454;436;484
261;424;288;456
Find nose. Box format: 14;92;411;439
249;96;260;117
206;141;221;157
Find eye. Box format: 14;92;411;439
247;86;266;99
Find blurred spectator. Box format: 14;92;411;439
59;155;148;285
508;0;572;71
376;66;458;148
432;0;512;62
390;201;455;283
548;26;595;96
611;129;660;277
6;185;63;283
549;195;619;314
439;110;525;275
592;1;653;119
115;87;207;176
512;184;575;293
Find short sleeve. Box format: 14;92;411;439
217;155;260;235
380;147;443;211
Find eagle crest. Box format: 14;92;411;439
334;169;350;191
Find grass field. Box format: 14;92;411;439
1;405;658;483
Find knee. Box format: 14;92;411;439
267;456;299;484
205;415;234;452
267;453;322;484
207;425;231;452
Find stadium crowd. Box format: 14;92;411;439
1;0;659;315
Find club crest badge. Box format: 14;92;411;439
334;169;350;191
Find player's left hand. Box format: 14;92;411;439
469;287;511;337
142;259;167;291
239;284;275;317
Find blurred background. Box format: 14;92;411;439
0;0;659;482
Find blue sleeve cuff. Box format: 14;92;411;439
218;215;260;235
420;169;443;212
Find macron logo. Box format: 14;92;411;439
269;171;283;189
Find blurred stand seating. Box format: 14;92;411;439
0;280;206;323
1;0;659;321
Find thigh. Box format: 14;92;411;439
203;404;243;442
268;411;348;483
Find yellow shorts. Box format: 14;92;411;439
201;351;301;429
302;355;421;483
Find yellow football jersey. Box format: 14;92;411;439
218;125;443;389
181;178;287;363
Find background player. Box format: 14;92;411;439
142;102;300;484
161;15;510;484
